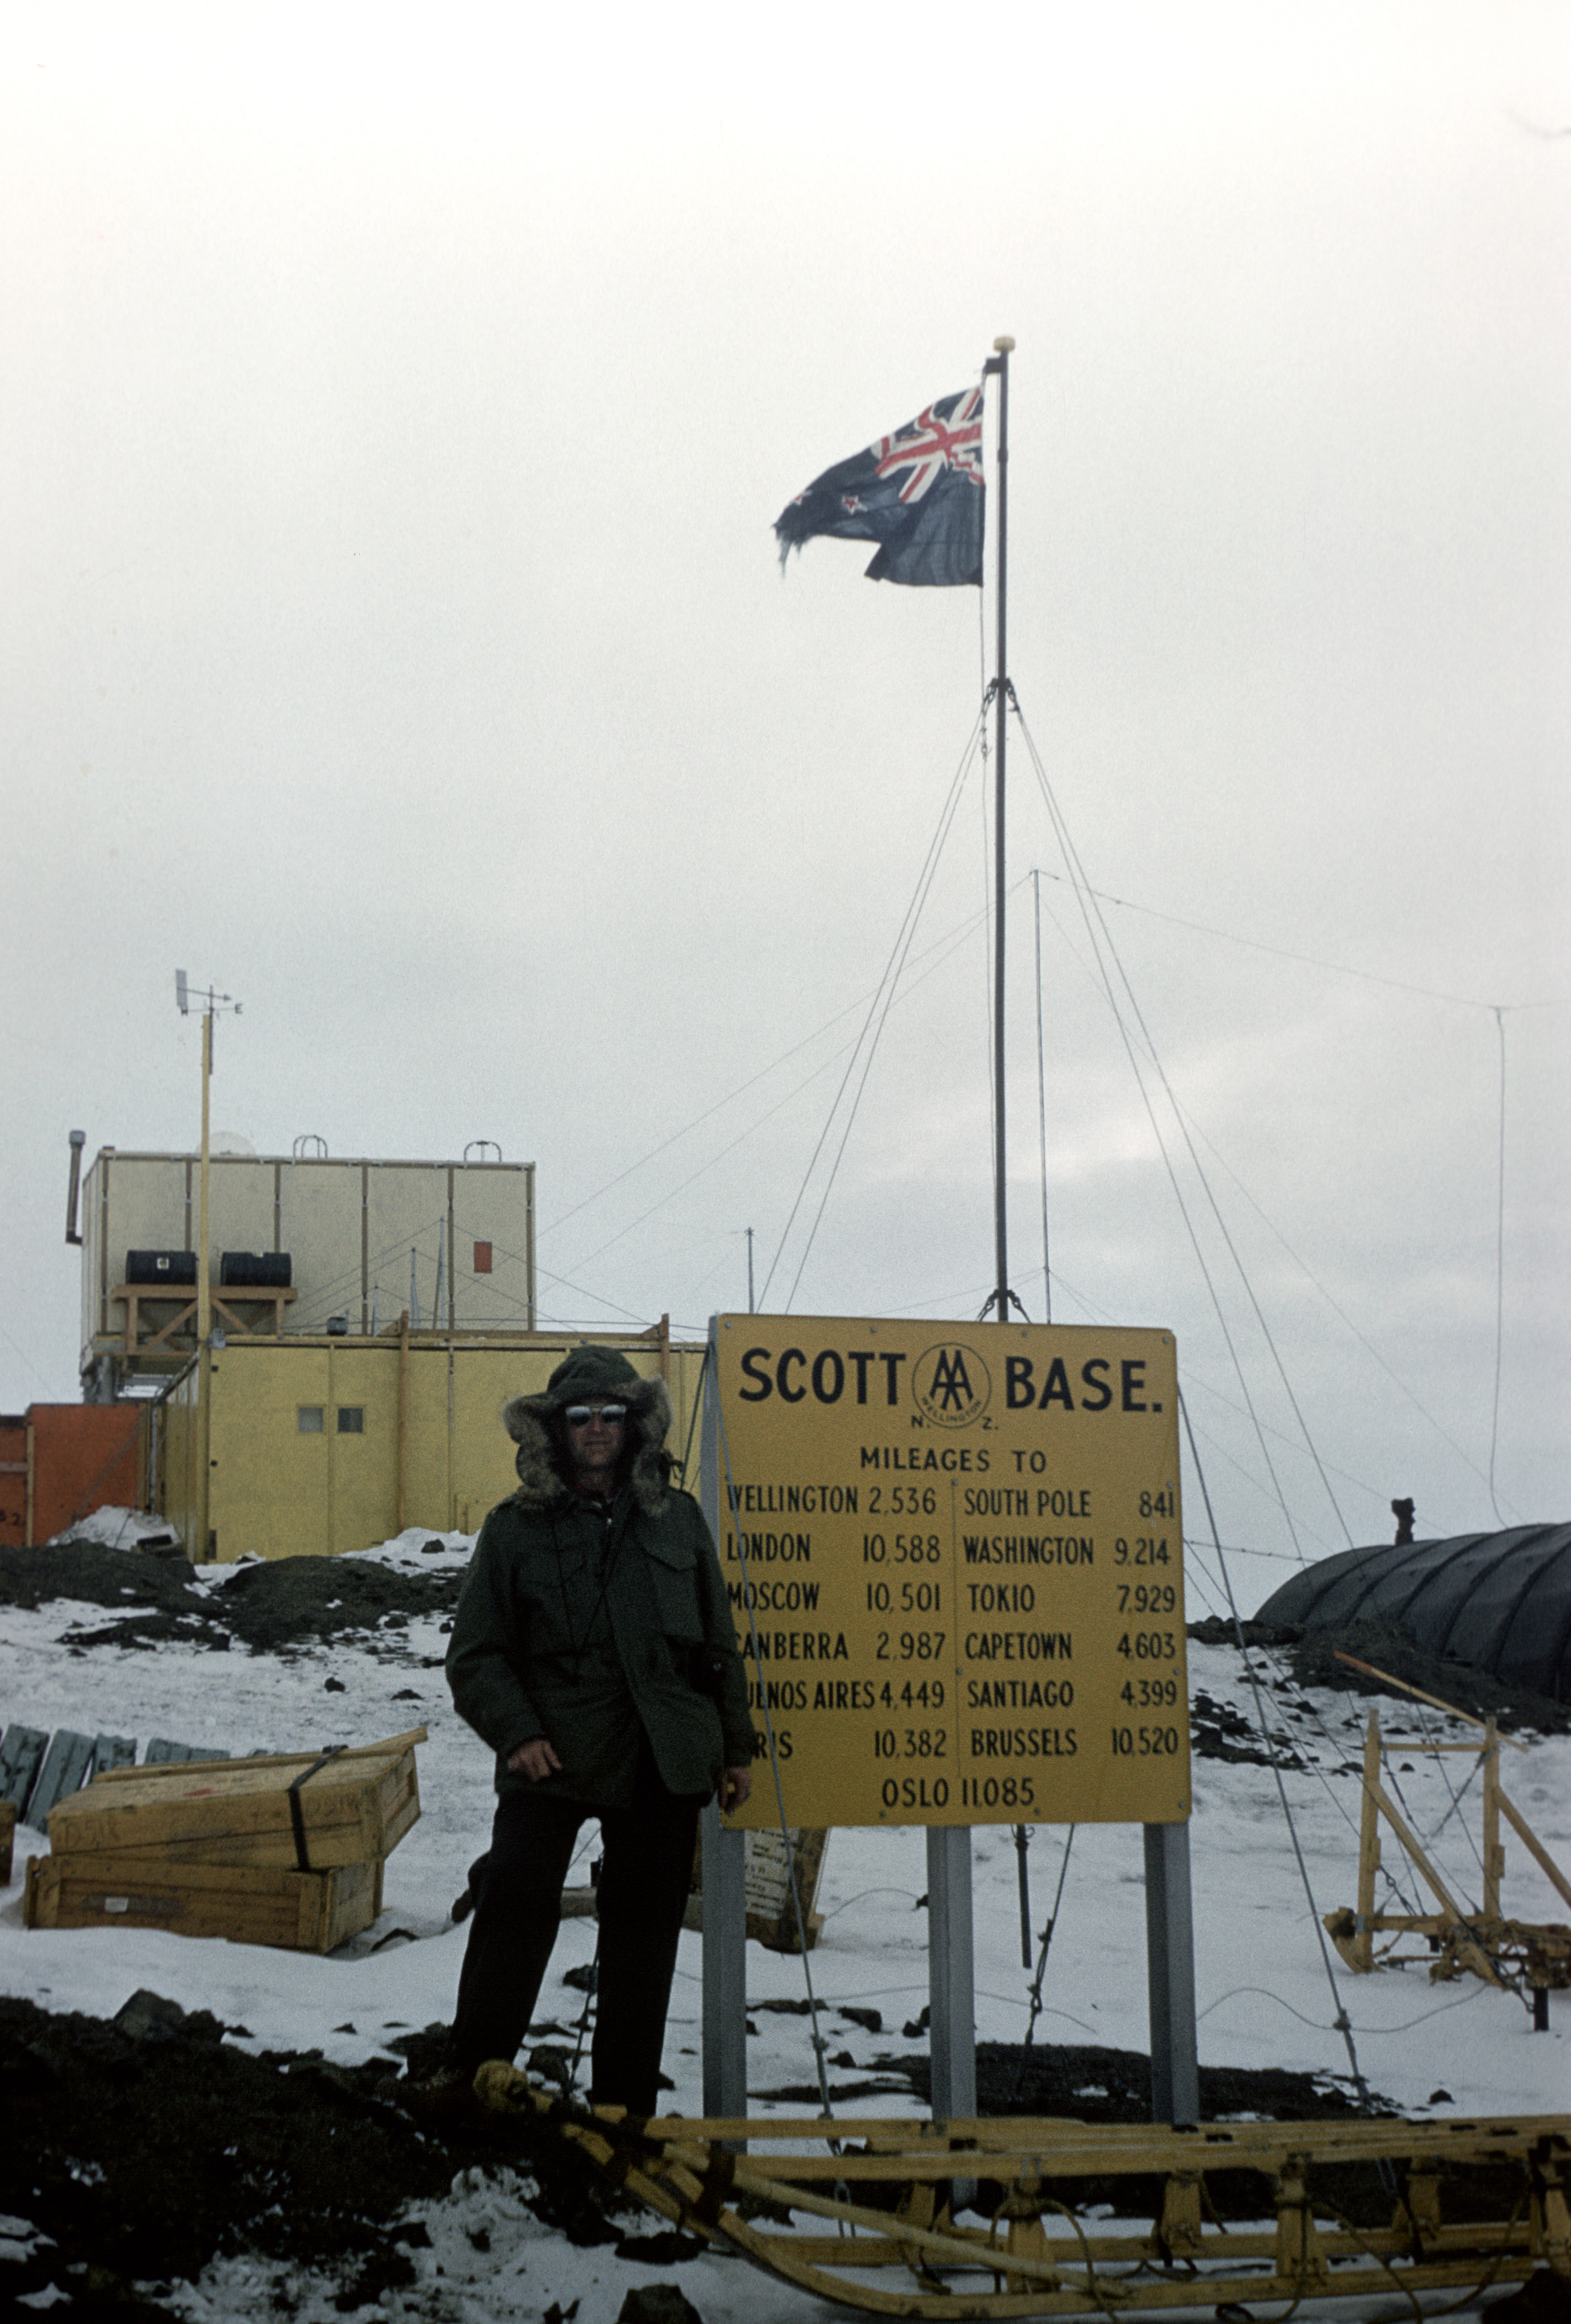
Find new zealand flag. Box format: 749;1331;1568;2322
774;386;986;588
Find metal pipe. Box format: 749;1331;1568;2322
988;336;1014;1322
196;1010;213;1562
65;1130;85;1245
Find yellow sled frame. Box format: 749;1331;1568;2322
477;2066;1571;2318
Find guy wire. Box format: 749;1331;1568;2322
766;706;988;1312
1015;701;1343;1556
1178;1390;1382;2123
1011;1825;1076;2100
676;1343;708;1487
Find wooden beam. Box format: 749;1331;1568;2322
1497;1787;1571;1916
1483;1718;1503;1921
1355;1710;1380;1970
1364;1772;1499;1982
1334;1651;1530;1752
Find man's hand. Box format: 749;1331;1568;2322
718;1765;752;1813
507;1737;562;1782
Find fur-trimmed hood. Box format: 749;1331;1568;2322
500;1348;674;1515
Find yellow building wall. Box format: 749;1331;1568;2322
180;1336;706;1562
159;1365;201;1557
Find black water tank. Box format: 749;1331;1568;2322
219;1251;293;1288
126;1250;196;1286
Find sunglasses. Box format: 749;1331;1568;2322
564;1403;627;1428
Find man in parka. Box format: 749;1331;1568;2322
443;1345;754;2115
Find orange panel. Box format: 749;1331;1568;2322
26;1405;146;1546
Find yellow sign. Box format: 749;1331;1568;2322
711;1314;1189;1828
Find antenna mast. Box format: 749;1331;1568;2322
982;336;1015;1322
175;971;242;1561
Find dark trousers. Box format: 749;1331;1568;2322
451;1744;702;2116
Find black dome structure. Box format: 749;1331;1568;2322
1255;1524;1571;1707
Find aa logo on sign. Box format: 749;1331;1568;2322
912;1341;993;1429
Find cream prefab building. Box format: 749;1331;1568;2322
79;1146;536;1398
72;1143;702;1562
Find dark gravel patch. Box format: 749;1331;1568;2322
0;1540;465;1656
206;1554;464;1652
0;1543;205;1619
1188;1614;1571;1736
0;1992;629;2315
900;2037;1391;2123
853;2042;1525;2231
751;2041;1392;2137
1189;1685;1307;1768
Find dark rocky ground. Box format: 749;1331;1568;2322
2;1540;1563;2314
2;1985;1421;2318
1188;1612;1571;1738
0;1989;654;2318
1;1538;465;1658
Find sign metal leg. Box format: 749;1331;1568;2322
1144;1819;1199;2128
701;1803;748;2126
927;1823;976;2119
927;1823;976;2210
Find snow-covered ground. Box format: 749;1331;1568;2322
3;1522;1567;2321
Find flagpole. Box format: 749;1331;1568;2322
985;336;1014;1322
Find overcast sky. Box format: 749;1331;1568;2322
3;1;1566;1610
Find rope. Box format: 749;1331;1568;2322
1013;702;1327;1560
1196;1978;1490;2036
1023;841;1537;1524
562;1048;868;1282
286;1744;348;1872
540;889;997;1263
1151;1104;1512;1507
760;707;986;1312
1021;862;1540;1012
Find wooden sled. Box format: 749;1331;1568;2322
476;2065;1571;2318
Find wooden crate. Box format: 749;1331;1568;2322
24;1849;383;1953
46;1728;423;1871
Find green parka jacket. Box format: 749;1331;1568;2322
446;1353;754;1810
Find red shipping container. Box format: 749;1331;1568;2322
23;1405;146;1546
